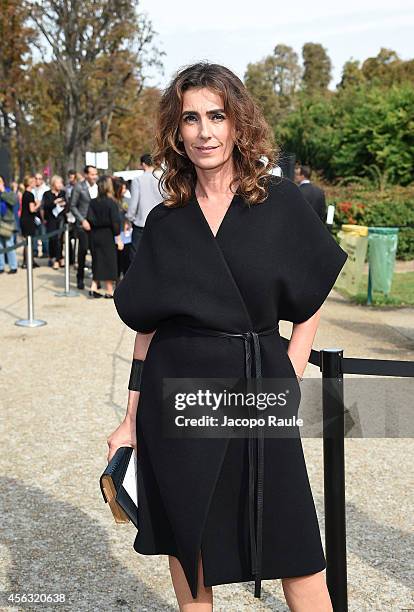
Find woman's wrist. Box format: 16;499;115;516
125;390;140;422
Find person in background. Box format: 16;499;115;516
10;180;21;235
42;175;67;269
86;175;123;298
32;172;50;258
294;165;327;223
20;175;41;269
0;176;18;274
112;176;131;278
64;170;78;266
65;169;77;201
126;153;162;260
70;165;98;289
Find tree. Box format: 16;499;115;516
337;59;365;89
302;42;332;93
0;0;36;179
331;83;414;185
362;48;414;86
275;91;337;179
31;0;162;173
272;44;302;98
244;59;281;127
244;44;301;125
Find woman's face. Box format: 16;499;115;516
53;178;64;192
179;87;235;172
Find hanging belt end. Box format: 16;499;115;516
254;577;262;598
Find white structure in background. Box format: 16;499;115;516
113;169;143;181
326;205;335;225
85;151;109;170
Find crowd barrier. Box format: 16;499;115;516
0;224;79;327
280;337;414;611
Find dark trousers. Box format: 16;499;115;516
46;219;64;261
75;225;90;281
117;243;131;279
130;225;144;261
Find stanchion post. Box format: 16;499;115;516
321;348;347;612
15;235;47;328
55;223;79;297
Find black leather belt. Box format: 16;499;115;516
176;323;279;599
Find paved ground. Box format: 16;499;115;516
0;257;413;611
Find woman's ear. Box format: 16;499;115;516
178;133;183;142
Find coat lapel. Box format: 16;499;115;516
184;193;254;331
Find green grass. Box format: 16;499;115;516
336;271;414;307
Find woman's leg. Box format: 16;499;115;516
282;570;333;612
168;552;213;611
105;280;114;295
0;237;5;271
5;235;18;270
90;278;99;292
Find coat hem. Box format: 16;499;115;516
132;539;327;594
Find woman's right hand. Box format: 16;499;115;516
107;415;137;463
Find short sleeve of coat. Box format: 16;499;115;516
113;203;165;333
277;179;348;324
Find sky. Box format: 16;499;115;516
139;0;414;89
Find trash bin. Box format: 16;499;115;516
367;227;399;295
336;224;369;295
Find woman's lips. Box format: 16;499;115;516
194;145;219;154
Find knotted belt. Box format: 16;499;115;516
175;323;280;599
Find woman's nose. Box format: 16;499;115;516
198;118;212;140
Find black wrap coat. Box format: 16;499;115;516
113;175;348;600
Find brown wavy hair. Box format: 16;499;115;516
153;62;280;207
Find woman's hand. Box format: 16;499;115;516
117;241;124;251
107;414;137;463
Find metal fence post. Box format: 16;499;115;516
321;348;347;612
15;235;47;328
55;223;79;297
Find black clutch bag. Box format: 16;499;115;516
100;446;138;528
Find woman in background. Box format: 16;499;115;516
86;176;123;299
20;175;40;269
112;176;131;279
42;175;67;269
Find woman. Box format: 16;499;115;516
112;176;132;278
42;175;67;269
86;176;123;298
108;63;348;611
20;175;40;269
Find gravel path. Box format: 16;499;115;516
0;261;413;611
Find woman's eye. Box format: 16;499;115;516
183;114;198;123
211;113;225;121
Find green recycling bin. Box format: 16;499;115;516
367;227;399;295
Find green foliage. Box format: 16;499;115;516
331;83;414;185
273;81;414;186
275;91;336;177
245;46;414;189
325;183;414;259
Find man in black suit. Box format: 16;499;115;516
70;165;98;289
294;165;327;223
